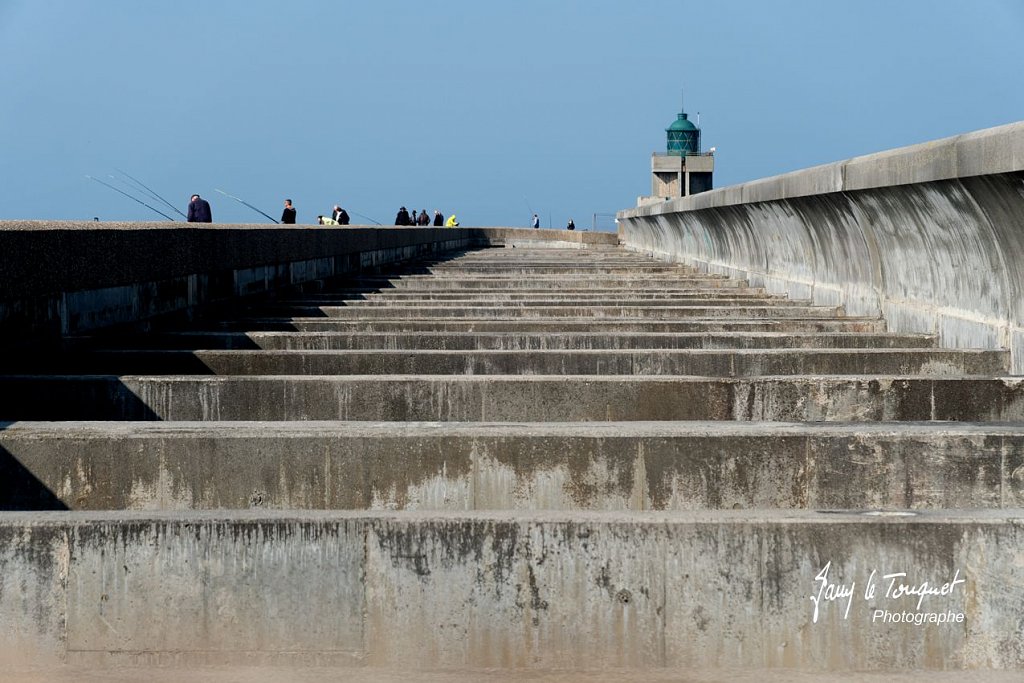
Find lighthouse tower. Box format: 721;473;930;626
645;105;714;203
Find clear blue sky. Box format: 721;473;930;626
1;0;1022;227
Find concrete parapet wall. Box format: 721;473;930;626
0;223;616;343
1;510;1022;670
617;122;1024;371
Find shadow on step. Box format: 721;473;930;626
0;377;163;420
0;436;68;511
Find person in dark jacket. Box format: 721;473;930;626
433;210;444;226
395;206;411;226
566;218;576;231
281;199;297;224
417;209;430;226
332;205;350;225
187;194;212;223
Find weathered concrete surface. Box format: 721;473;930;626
3;239;1023;675
3;421;1024;512
102;330;937;350
9;348;1005;377
260;303;846;319
3;374;1024;421
229;318;889;334
304;290;780;300
1;510;1023;670
5;667;1024;683
618;121;1024;370
297;295;808;305
349;274;749;289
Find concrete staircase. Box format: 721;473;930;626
2;243;1021;675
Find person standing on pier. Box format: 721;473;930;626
433;210;444;226
187;194;212;223
281;199;297;224
532;214;540;229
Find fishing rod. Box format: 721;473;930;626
214;188;279;223
109;174;160;204
524;196;539;228
107;174;182;220
348;210;381;225
114;168;187;219
85;175;176;221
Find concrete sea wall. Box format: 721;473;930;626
0;223;615;343
617;122;1024;371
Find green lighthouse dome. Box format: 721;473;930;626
666;111;701;156
668;112;698;132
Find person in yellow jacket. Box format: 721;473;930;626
445;214;459;227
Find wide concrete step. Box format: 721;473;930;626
412;256;681;263
3;375;1023;421
418;259;675;267
399;266;690;275
427;262;681;269
300;285;770;294
291;291;781;302
19;348;1006;377
19;666;1012;683
305;297;810;308
432;251;648;257
258;304;845;320
349;276;748;289
1;509;1020;670
424;249;644;256
5;421;1021;512
423;248;645;256
90;331;937;351
364;271;724;279
217;318;889;333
